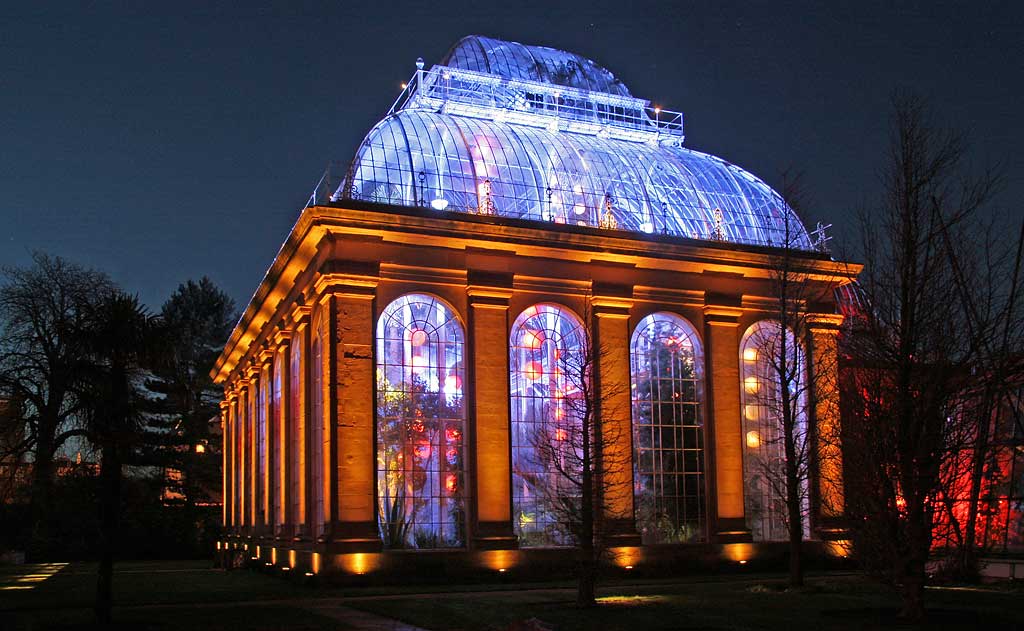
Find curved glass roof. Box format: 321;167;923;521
441;35;631;97
333;36;816;250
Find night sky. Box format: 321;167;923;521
2;1;1021;311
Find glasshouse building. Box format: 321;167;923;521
213;36;860;577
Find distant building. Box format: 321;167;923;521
213;36;859;576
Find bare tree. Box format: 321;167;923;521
841;90;1012;620
741;172;847;588
0;252;113;558
515;300;629;607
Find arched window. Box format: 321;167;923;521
630;312;706;543
510;303;586;547
272;349;285;528
376;294;466;549
258;366;269;525
740;321;810;542
310;315;325;538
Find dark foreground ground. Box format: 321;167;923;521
1;560;1022;630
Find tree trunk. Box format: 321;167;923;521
576;550;596;608
28;435;56;561
95;438;121;625
897;571;926;622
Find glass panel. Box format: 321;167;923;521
631;312;706;544
376;294;466;549
739;321;810;542
510;303;586;547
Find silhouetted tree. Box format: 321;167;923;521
0;252;113;558
142;278;235;550
843;90;1010;620
79;290;160;624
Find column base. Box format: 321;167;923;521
473;521;518;550
322;520;382;553
602;517;643;547
714;517;752;543
813;515;849;541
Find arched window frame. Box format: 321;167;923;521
309;309;326;538
739;320;811;542
375;293;467;549
629;311;707;544
510;302;587;547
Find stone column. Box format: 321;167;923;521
259;352;274;538
317;265;381;552
220;399;231;530
291;305;312;540
246;366;259;532
467;272;516;549
273;332;292;539
591;284;641;545
806;313;846;538
704;299;752;542
237;379;250;533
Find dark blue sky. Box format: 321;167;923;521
2;1;1021;310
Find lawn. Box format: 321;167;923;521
1;560;1022;631
346;576;1024;631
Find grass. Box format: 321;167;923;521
1;560;1022;630
346;576;1024;630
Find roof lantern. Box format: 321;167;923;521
330;35;819;250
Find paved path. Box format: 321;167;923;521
309;602;430;631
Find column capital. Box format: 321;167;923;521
313;260;379;299
591;282;634;317
805;312;845;331
467;270;513;307
290;303;312;326
244;365;260;382
703;304;743;325
219;400;231;412
273;328;293;346
703;292;743;325
258;347;275;366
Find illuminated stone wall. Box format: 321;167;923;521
213;202;859;573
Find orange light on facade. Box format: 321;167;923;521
479;549;519;572
722;543;755;563
611;546;642;569
339;552;380;575
745;431;761;449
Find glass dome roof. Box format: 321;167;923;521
333;36;816;250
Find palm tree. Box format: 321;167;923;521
78;290;160;624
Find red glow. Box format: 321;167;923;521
445;427;462;442
555;428;568;441
445;474;458;493
411;421;425;433
409;329;428;347
525;361;544;381
413;442;431;459
521;329;544;350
